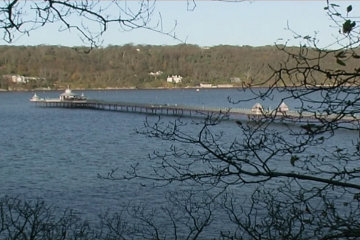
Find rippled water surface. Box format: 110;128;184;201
1;89;252;216
1;88;358;236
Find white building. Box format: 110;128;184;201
11;75;26;83
167;75;183;84
149;71;163;77
59;87;86;101
9;75;44;84
251;103;264;115
278;102;289;113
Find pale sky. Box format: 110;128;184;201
4;1;358;48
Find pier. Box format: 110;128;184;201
31;98;253;119
29;89;359;124
30;98;359;124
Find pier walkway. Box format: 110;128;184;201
31;98;253;118
30;98;358;124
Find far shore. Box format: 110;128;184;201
0;85;249;92
1;84;353;92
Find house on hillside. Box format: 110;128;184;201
167;75;183;84
4;74;45;84
149;71;163;77
11;75;27;83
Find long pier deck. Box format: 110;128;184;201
32;98;251;118
30;98;359;124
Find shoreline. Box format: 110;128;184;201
1;83;350;92
0;85;247;92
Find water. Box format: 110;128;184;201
1;88;359;238
1;89;250;231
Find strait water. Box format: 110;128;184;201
1;88;359;237
1;89;256;229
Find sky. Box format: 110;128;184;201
3;1;359;48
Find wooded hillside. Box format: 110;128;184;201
0;44;354;90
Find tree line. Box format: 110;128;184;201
0;44;356;90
